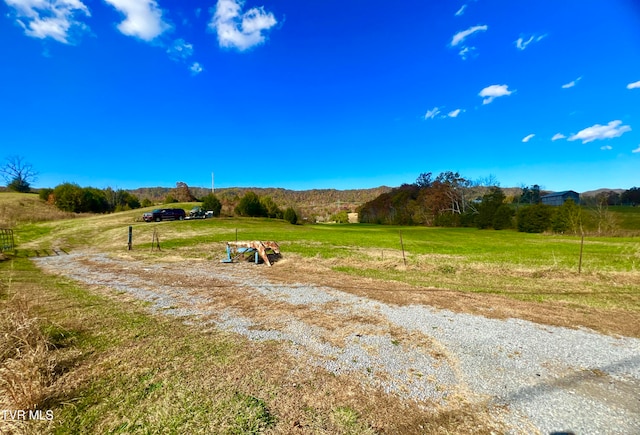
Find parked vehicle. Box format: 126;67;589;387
143;208;186;222
189;206;206;218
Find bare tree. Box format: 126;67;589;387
1;156;38;192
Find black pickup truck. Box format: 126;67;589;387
143;208;186;222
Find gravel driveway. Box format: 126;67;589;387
33;252;640;434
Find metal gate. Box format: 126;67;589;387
0;228;15;252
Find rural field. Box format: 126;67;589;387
1;192;639;434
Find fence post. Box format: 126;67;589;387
399;231;407;267
578;234;584;274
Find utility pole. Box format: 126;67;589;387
211;172;215;194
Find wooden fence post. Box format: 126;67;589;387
399;231;407;267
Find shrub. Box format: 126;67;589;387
492;204;514;230
52;183;84;212
284;207;298;224
38;188;53;202
235;192;267;217
517;204;552;233
202;194;222;217
261;197;282;219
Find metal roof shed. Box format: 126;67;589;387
540;190;580;206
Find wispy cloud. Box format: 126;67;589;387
632;145;640;153
522;134;535;143
551;133;566;141
454;5;467;16
457;46;475;60
568;120;631;144
562;76;582;89
601;145;612;151
451;25;487;47
210;0;278;51
448;109;462;118
479;84;514;105
190;62;203;75
104;0;171;41
450;25;487;59
514;34;546;50
4;0;90;44
166;38;203;74
627;81;640;90
424;107;441;120
167;38;193;61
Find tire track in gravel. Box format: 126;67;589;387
33;252;640;434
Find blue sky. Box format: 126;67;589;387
1;0;639;192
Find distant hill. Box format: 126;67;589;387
580;188;626;197
128;186;393;221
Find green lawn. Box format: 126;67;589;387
11;204;640;274
6;198;640;310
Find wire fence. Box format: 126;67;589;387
0;228;15;252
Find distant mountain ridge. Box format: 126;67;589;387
580;188;626;197
128;185;393;221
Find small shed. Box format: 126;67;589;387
541;191;580;206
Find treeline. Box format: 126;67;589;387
39;183;144;213
131;185;390;222
582;187;640;206
38;181;210;214
358;172;639;234
38;182;299;223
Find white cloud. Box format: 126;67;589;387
515;36;533;50
448;109;462;118
632;145;640;153
522;134;535;143
451;25;487;47
424;107;441;120
167;38;193;61
601;145;612;151
458;46;476;60
4;0;90;44
166;38;202;74
568;120;631;144
551;133;566;141
210;0;277;51
515;34;546;50
190;62;203;75
562;76;582;89
479;84;513;105
103;0;170;41
454;5;467;16
450;25;487;60
627;81;640;90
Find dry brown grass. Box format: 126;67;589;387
0;192;75;228
0;296;57;434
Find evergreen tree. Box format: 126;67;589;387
517;204;552;233
475;187;506;229
235;192;267;217
201;194;222;217
284;207;298;224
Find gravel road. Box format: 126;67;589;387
33;252;640;434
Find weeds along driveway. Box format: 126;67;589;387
33;251;640;434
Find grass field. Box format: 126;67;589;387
9;196;638;310
1;193;639;433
